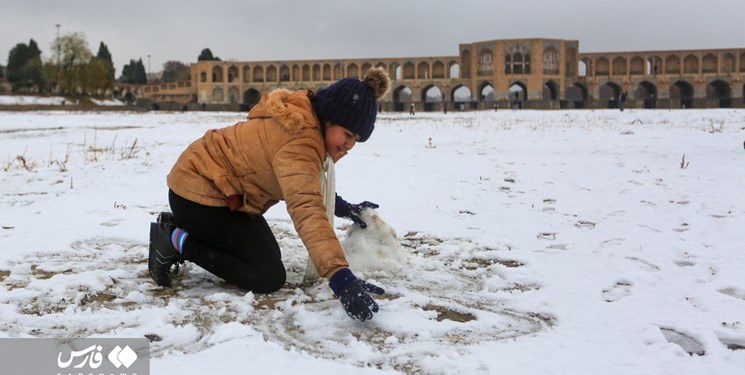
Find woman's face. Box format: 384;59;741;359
324;123;359;162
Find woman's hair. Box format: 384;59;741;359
307;89;327;137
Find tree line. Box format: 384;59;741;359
2;31;219;97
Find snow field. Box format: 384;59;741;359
0;108;744;374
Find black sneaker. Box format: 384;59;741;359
157;211;177;226
148;222;182;287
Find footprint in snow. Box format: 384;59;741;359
625;256;661;271
718;288;745;301
659;328;706;356
673;259;695;267
541;198;556;213
601;281;633;302
599;238;625;248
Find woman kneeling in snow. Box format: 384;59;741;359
148;68;390;322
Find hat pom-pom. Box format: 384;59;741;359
363;67;391;99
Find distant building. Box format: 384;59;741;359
138;37;745;111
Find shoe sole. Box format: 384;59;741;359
148;222;174;287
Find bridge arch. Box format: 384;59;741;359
707;80;732;107
452;85;472;110
509;81;527;109
579;59;589;77
595;57;610;76
612;57;627;76
253;66;264;83
212;87;224;102
630;56;644;75
280;65;290;82
432;61;445;79
391;63;401;80
478;81;494;102
566;82;588;108
508;81;527;100
403;62;415;79
362;63;372;74
702;54;718;74
227;65;238;82
227;87;239;104
647;55;662;75
422;85;444;111
599;81;621;108
212;66;224;82
449;61;460;79
266;66;277;82
242;88;261;109
348;63;359;78
417;61;430;79
723;53;736;73
543;80;559;101
684;55;699;74
635;81;657;108
301;65;310;81
670;80;694;108
665;56;680;75
393;85;413;112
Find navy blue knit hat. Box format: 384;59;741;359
313;68;390;142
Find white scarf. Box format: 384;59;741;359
303;154;335;282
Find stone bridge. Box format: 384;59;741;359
141;38;745;111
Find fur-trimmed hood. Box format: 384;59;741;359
248;89;319;134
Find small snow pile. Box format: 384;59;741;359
90;98;125;106
341;209;407;274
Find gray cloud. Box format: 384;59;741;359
2;0;743;75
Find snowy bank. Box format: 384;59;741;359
0;109;743;374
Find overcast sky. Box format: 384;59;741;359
2;0;744;75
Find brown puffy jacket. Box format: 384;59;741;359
167;89;348;278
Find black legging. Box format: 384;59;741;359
168;190;286;293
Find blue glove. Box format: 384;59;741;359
335;194;379;228
329;268;385;322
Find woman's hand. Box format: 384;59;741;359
328;268;385;321
334;195;379;228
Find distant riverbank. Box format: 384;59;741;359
0;94;149;112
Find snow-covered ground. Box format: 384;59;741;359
0;95;125;106
0;95;68;106
0;108;743;374
89;98;126;106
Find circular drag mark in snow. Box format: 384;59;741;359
0;225;552;372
